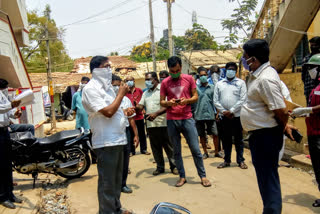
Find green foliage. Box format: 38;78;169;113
221;0;258;46
108;52;119;56
21;5;73;73
184;23;218;50
130;42;169;62
158;35;187;56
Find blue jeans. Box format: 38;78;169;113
167;118;206;178
9;124;35;135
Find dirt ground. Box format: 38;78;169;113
67;141;320;214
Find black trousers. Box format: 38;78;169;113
220;117;244;164
249;126;283;214
122;128;131;187
147;127;176;171
308;136;320;191
129;119;147;154
95;145;124;214
0;127;13;202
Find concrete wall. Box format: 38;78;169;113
279;72;308;154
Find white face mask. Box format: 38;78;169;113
112;85;119;94
1;88;8;98
92;67;113;92
308;67;319;80
78;83;86;92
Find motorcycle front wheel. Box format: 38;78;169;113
57;151;91;179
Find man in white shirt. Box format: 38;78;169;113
0;79;22;209
82;56;134;214
137;72;177;176
214;62;247;169
240;39;289;214
112;74;139;194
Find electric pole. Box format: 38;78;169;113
44;5;56;129
149;0;157;72
164;0;174;56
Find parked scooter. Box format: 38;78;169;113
10;128;93;187
45;101;73;122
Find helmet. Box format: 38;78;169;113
306;54;320;65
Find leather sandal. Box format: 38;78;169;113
217;162;230;169
175;178;187;187
239;162;248;169
201;178;212;187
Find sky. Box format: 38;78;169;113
26;0;264;59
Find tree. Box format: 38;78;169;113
221;0;258;46
21;5;73;73
184;23;218;50
158;35;187;56
108;52;119;56
130;42;169;62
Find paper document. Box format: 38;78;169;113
13;89;35;107
285;100;302;111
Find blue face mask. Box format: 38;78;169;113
145;80;154;89
199;76;208;83
127;80;134;87
226;69;236;79
242;56;252;71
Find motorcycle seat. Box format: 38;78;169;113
10;132;35;141
37;129;81;145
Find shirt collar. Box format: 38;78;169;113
252;62;271;78
148;83;160;92
222;77;238;83
199;83;211;89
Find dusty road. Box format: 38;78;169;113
67;141;320;214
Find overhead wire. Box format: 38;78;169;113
60;0;135;27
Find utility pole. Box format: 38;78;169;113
164;0;174;56
148;0;157;72
44;5;56;129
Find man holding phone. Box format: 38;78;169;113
160;56;211;188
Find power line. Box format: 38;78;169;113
175;3;230;21
63;0;157;27
60;0;134;27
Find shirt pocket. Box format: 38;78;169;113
233;90;240;96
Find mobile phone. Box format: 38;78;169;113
292;129;303;144
175;99;181;103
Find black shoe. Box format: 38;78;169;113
141;151;151;155
152;169;164;176
10;196;23;203
121;186;133;194
1;200;16;209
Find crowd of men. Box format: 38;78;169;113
1;37;320;214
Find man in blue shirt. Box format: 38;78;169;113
72;76;90;130
194;67;221;159
214;62;247;169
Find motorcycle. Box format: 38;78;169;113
45;101;73;122
10;128;93;187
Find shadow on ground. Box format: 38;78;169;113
283;193;320;213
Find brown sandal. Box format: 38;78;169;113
239;162;248;169
201;178;212;187
175;178;187;187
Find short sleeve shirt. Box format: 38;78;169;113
240;62;286;131
82;79;127;149
139;84;167;128
160;74;196;120
126;88;144;121
120;96;135;127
